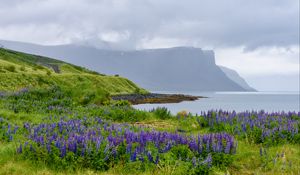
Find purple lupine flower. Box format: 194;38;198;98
16;116;240;168
46;143;51;153
103;154;110;161
130;149;137;162
192;157;197;167
126;143;132;153
9;135;13;141
139;156;144;162
60;143;67;157
81;147;85;156
155;155;159;164
17;144;22;153
204;154;212;167
147;151;153;163
224;141;231;154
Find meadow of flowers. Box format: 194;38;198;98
3;116;234;173
0;117;19;142
197;110;300;145
1;88;300;174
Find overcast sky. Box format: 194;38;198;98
0;0;299;91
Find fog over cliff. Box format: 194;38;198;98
0;0;298;91
0;40;255;92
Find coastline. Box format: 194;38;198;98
111;93;203;105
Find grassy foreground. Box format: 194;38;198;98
0;88;299;175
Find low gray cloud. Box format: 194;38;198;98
0;0;298;49
0;0;299;91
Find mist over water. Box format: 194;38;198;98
134;91;300;114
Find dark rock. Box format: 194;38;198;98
111;93;203;105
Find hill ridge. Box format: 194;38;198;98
0;48;145;96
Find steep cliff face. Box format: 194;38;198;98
0;40;249;91
219;66;256;91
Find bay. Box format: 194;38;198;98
133;91;300;114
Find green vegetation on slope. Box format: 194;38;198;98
0;48;146;96
0;48;100;74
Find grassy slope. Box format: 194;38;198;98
0;48;146;94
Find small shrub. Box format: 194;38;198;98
77;76;84;82
35;65;45;70
37;76;49;85
134;88;141;94
177;110;189;119
170;145;194;160
113;100;131;107
89;71;101;75
151;107;172;120
5;65;16;72
0;66;5;73
46;70;52;76
80;92;96;105
211;153;234;170
20;66;26;71
196;117;209;128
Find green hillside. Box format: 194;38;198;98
0;48;146;95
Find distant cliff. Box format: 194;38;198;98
0;40;254;91
219;66;256;91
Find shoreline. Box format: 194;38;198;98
111;93;204;105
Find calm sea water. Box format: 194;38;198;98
133;91;300;114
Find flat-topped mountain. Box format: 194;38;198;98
0;40;255;91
